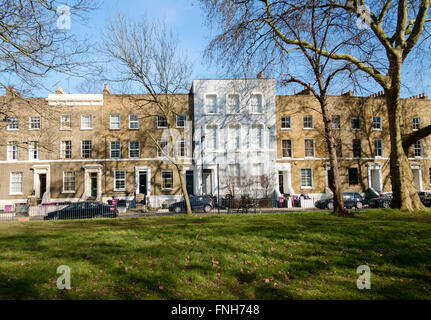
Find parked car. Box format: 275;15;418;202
369;193;393;208
418;192;431;207
44;201;118;220
169;195;214;213
314;192;364;210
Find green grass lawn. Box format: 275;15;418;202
0;210;430;299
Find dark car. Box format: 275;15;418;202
314;192;364;210
369;193;393;208
44;201;118;220
169;195;214;213
418;192;431;207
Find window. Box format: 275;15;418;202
332;115;340;129
353;139;362;158
157;139;168;157
429;168;431;185
374;139;383;157
129;141;140;158
279;171;284;194
253;163;264;176
228;124;241;149
114;170;126;191
7;117;18;130
252;124;263;149
129;114;139;129
29;117;40;130
60;115;71;130
110;141;121;159
61;141;72;159
372;116;382;130
348;168;359;186
414;140;423;157
81;140;92;158
250;94;263;113
413;117;421;130
176;114;186;128
63;171;75;193
28;142;39;160
206;125;217;150
161;170;173;190
301;168;313;188
205;95;217;114
178;139;185;157
227;94;240;113
81;115;92;129
336;139;342;158
304;139;315;157
282;139;292;158
351;117;360;130
281;116;291;129
157;116;168;128
10;172;23;194
7;142;18;161
110;114;121;130
228;164;240;177
303;115;313;129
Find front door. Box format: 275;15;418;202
139;172;147;194
371;169;381;192
412;168;422;191
186;171;194;195
39;174;47;198
327;169;334;192
91;173;97;197
202;169;212;195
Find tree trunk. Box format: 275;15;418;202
385;70;426;211
175;165;193;215
321;99;348;215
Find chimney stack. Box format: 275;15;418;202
56;86;66;94
103;84;111;95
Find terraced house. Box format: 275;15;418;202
1;78;431;210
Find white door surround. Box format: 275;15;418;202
367;163;382;193
32;165;51;201
134;166;151;196
83;164;102;200
411;164;423;192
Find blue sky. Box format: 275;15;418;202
16;0;431;98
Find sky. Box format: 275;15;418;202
11;0;431;98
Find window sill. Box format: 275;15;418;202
300;186;313;189
80;128;93;131
110;128;121;131
9;193;23;196
157;126;168;129
280;128;291;130
6;129;19;131
303;127;314;130
129;127;140;130
372;128;382;131
62;191;76;194
114;190;126;192
162;188;173;191
351;128;361;131
60;128;72;131
28;128;40;131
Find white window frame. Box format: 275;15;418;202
413;117;421;131
227;94;240;114
228;124;241;150
414;140;423;157
353;139;362;158
60;141;72;159
177;139;185;157
110;114;121;130
10;172;23;195
114;170;126;192
351;117;361;130
372;116;382;130
157;116;168;128
62;171;76;193
157;139;168;157
176;115;186;128
250;94;263;114
129;114;139;129
331;115;340;129
81;140;92;158
282;139;293;158
300;168;313;189
28;141;39;160
206;125;218;150
6;117;18;130
251;124;264;149
7;142;18;161
60;115;72;130
129;141;140;158
29;117;40;130
303;115;314;129
81;115;93;130
161;170;173;190
110;141;121;159
304;139;315;158
205;94;217;114
281;116;291;130
228;164;240;177
374;139;383;157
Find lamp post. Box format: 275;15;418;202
200;126;205;195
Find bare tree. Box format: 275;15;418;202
199;0;431;212
101;15;193;215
